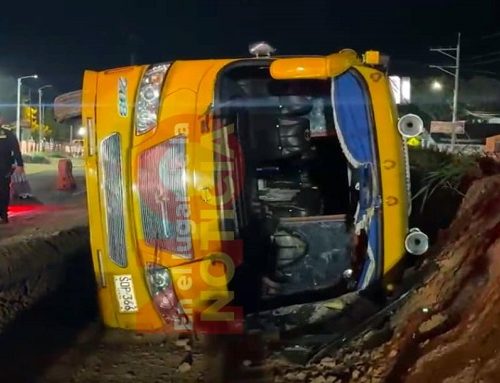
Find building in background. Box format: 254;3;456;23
389;75;412;105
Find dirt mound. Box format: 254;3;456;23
273;173;500;383
385;174;500;383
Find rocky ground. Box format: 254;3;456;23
266;172;500;382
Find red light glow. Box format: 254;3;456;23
8;205;40;214
7;204;66;216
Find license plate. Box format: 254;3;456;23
114;275;139;313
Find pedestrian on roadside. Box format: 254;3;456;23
0;119;25;224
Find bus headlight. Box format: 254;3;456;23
145;263;188;327
135;63;171;135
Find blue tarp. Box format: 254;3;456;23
331;70;381;288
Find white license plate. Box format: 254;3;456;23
114;275;139;313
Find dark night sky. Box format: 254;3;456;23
0;0;499;95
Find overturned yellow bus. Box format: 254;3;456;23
82;44;427;334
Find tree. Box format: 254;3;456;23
43;107;69;141
22;105;53;139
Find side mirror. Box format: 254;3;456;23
270;49;360;80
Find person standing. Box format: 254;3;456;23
0;124;24;223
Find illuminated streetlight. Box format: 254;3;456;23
77;126;86;137
431;80;443;91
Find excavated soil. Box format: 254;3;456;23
271;174;500;383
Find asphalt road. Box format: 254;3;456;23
19;168;86;206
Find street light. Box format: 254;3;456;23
77;126;86;137
38;85;53;151
16;74;38;140
431;80;443;91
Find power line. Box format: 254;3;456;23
463;57;500;66
464;50;500;62
480;32;500;40
460;68;498;77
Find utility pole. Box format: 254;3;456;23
38;89;42;150
16;79;21;140
430;32;461;151
28;88;33;131
38;85;52;151
16;74;38;140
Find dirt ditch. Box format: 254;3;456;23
0;226;93;332
0;226;99;382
